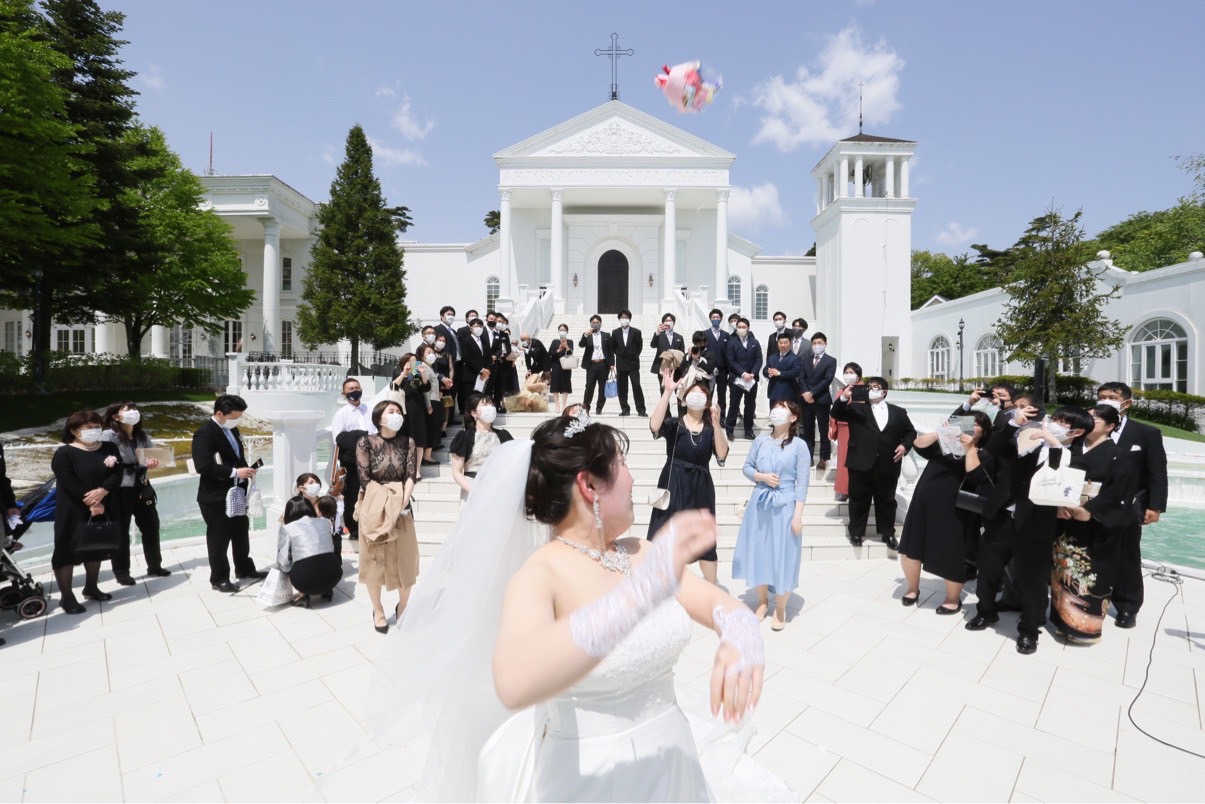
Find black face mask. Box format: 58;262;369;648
346;390;363;403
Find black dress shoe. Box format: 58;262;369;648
60;600;87;615
211;581;239;593
146;567;172;577
1016;634;1038;655
638;411;648;417
1115;611;1137;629
834;493;849;502
81;587;113;601
619;411;630;416
965;614;999;631
881;535;899;551
320;590;334;602
725;430;735;440
848;533;864;546
744;431;755;440
237;570;268;580
114;575;136;586
816;459;829;471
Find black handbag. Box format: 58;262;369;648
137;470;158;506
72;516;122;560
955;473;992;515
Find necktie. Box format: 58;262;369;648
813;356;820;368
223;426;239;457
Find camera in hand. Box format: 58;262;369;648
850;385;870;403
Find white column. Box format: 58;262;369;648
901;156;911;198
268;410;325;522
886;157;896;198
661;189;677;306
854;156;864;197
839;157;849;198
93;320;111;355
714;189;729;305
815;178;824;214
150;325;169;358
550;189;563;306
497;189;513;311
261;217;281;353
832;162;842;200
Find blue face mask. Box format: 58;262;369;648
710;319;721;329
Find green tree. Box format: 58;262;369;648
994;207;1126;399
92;125;252;360
1092;201;1205;272
297;124;413;371
484;209;500;234
0;0;101;388
910;250;995;309
1177;152;1204;201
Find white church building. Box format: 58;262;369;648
2;99;1201;396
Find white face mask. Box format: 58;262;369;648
424;353;437;364
383;412;405;431
558;330;568;337
78;427;104;444
868;389;885;402
768;407;791;426
471;326;483;337
736;328;748;338
774;320;785;330
812;344;826;356
423;334;435;344
220;416;240;430
477;405;497;424
443;315;455;325
1098;399;1122;412
434;340;446;351
842;373;858;385
684;392;708;411
620;318;630;327
303;483;321;497
1047;421;1070;442
119;410;141;426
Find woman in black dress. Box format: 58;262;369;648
51;410;122;614
898;410;995;613
101;401;169;582
646;368;729;584
432;331;456;439
1051;404;1137;643
549;324;574;412
393;350;439;466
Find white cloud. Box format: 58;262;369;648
728;183;785;231
138;64;165;91
367;136;426;168
391;96;434;141
935;222;979;247
322;145;338;165
749;26;903;151
375;85;396;99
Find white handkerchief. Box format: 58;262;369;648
1130;444;1143;452
474;377;486;393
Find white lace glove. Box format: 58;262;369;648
567;526;679;659
712;605;765;675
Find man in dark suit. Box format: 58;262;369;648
649;313;685;387
952;382;1017;431
579;314;614;414
453;308;479;412
789;317;809;357
799;332;838;469
1097;382;1168;628
830;377;916;550
611;310;646;416
724;318;763;439
519;332;548;376
763;332;801;401
191;395;265;592
700;308;730;419
458;317;491;422
765;311;788;354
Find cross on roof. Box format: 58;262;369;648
595;33;634;101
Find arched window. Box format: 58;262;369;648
753;285;769;320
928;335;950;379
727;275;742;309
485;276;500;311
1130;318;1189;392
974;334;1003;378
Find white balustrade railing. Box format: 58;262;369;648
515;286;554;338
225;353;348;395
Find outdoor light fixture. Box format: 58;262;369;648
250;333;257;341
648;274;655;287
572;273;579;287
957;318;965;389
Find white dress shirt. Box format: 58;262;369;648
331;403;377;439
871;400;889;430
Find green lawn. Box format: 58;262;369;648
0;389;215;433
1138;418;1205;444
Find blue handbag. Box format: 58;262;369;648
605;377;618;398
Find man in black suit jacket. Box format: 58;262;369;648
458;318;492;422
830;377;916;550
649;313;686;387
611;310;646;416
519;332;549;376
763;332;801;401
765;311;788;355
724;318;763;439
1098;382;1168;628
799;332;838;468
699;308;730;419
453;308;479;413
579;314;615;414
191;395;265;592
951;382;1017;432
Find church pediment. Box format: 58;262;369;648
494;101;735;164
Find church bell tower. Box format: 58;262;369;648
811;134;917;381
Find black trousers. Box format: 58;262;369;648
713;369;728;419
288;553;343;596
799;401;831;460
726;381;758;435
846;460;901;538
198;501;254;584
582;362;610;412
111;485;164;576
974;513;1056;639
343;472;361;539
615;365;646;414
1111;521;1145;615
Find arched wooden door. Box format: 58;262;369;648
597;250;629;314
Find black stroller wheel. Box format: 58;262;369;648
0;587;20;610
17;595;48;619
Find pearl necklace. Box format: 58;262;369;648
554;536;632;575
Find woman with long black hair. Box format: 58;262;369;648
101;401;169;582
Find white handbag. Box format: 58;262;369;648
246;479;264;518
224;484;247;517
647;421;679;510
559;355;580;370
1028;463;1087;507
255;568;294;607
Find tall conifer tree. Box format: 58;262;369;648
297;124;413;371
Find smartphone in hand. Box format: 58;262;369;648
251;458;264;470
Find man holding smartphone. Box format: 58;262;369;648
191;395;266;592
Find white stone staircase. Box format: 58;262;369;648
410;410;891;562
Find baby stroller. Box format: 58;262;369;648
1;478;55;620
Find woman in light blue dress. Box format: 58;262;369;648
732;399;811;631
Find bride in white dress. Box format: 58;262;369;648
370;414;781;802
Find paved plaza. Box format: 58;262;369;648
2;531;1203;802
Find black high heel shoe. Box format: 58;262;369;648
374;613;389;634
320;590;334;602
81;587;112;602
291;594;311;609
60;599;86;614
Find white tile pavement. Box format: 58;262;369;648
2;533;1203;802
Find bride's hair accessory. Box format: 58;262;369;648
554;536;631;574
567;523;680;658
712;605;765;675
564;414;590;438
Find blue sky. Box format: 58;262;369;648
109;0;1204;259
